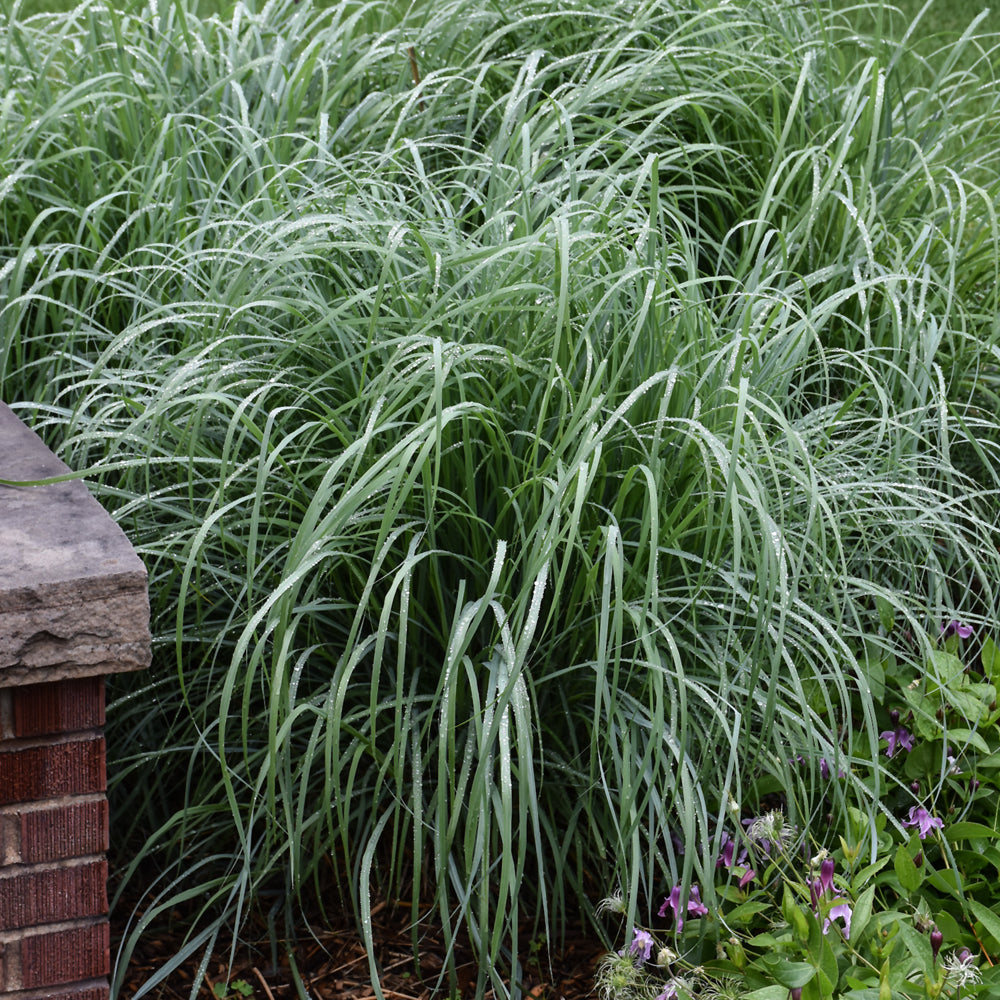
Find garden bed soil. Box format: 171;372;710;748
113;897;606;1000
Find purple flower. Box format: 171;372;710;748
738;867;756;889
818;857;835;893
658;885;681;924
803;755;847;779
655;983;679;1000
718;832;736;868
942;620;974;640
809;858;852;937
658;883;709;932
824;900;853;938
717;831;748;870
810;857;836;908
880;727;915;758
687;885;708;918
903;805;944;839
623;927;655;963
931;928;944;960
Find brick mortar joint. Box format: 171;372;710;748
0;915;108;943
0;730;105;751
0;856;107;878
0;793;107;816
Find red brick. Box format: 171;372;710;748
21;920;110;989
0;859;107;930
0;737;105;806
12;678;105;738
19;799;109;864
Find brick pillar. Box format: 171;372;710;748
0;403;150;1000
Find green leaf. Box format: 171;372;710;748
766;959;816;989
904;741;940;779
896;922;934;976
878;959;892;1000
927;650;966;695
851;856;890;893
933;909;964;942
743;988;790;1000
948;685;994;723
748;932;783;948
850;885;876;945
953;848;991;876
894;844;921;893
982;636;1000;686
860;656;886;702
968;899;1000;948
946;821;998;841
876;596;896;632
817;938;839;996
945;727;991;754
970;750;1000;770
725;899;776;925
925;867;963;896
783;883;810;941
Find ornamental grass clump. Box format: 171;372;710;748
0;0;998;996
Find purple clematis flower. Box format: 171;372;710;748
687;885;709;918
904;805;944;839
623;927;655;963
825;900;853;938
658;885;681;924
880;727;915;758
817;857;835;893
931;928;944;960
809;858;853;937
658;883;709;933
718;831;736;868
942;620;974;640
810;857;835;908
717;831;748;870
819;757;847;779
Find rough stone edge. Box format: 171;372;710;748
0;588;151;686
0;572;149;617
0;652;150;688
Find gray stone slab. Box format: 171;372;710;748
0;403;150;687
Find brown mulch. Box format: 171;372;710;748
112;893;607;1000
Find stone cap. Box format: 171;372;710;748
0;403;150;687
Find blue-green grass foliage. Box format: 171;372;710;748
0;0;998;995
